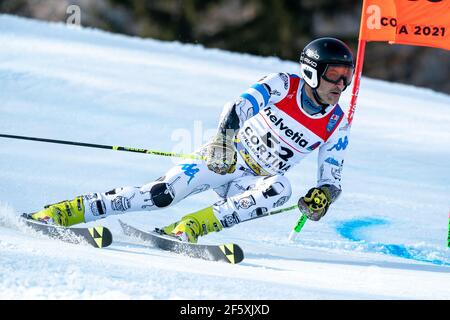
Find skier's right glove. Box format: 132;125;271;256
298;187;332;221
204;132;237;175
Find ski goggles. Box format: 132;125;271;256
321;65;354;86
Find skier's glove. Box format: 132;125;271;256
205;133;237;175
298;186;332;221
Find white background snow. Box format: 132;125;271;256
0;15;449;300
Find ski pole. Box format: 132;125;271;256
266;204;299;216
0;134;205;161
261;204;308;241
288;213;308;242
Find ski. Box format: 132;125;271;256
119;220;244;264
21;214;113;248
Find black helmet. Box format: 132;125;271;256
300;37;354;89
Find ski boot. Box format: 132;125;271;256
160;206;223;243
30;196;86;227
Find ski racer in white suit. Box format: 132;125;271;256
30;37;354;243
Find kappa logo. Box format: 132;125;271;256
327;136;348;151
179;163;200;184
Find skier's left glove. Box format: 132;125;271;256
298;186;333;221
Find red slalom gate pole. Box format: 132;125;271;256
347;39;367;127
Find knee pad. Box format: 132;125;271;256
150;182;175;208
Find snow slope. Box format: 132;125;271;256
0;15;449;300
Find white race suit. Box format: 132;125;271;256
82;73;350;229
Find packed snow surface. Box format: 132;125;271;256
0;15;449;299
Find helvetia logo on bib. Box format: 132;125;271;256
263;107;310;148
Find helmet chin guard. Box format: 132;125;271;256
300;64;319;88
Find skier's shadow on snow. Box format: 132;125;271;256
241;252;450;273
105;240;449;273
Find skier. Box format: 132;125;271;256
29;37;354;243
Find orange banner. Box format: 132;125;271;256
359;0;450;50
